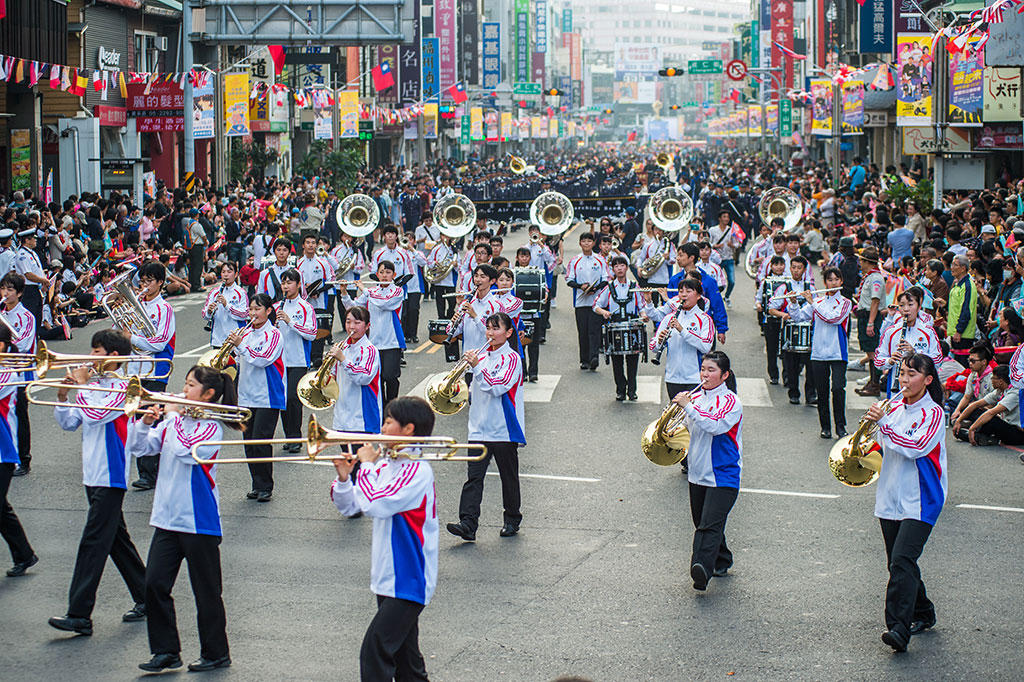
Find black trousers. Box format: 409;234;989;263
879;518;935;637
0;462;33;564
136;379;168;483
379;349;402;407
523;327;541;378
764;320;782;383
360;595;428;682
457;441;521;534
243;407;279;493
975;414;1024;445
611;354;640;396
68;486;146;618
667;382;699;401
188;244;205;291
145;528;229;660
783;351;816;402
433;285;455;319
401;292;422;341
21;285;41;335
689;483;737;574
15;385;29;466
951;337;974;368
811;360;847;432
311;307;329;368
280;367;306;439
574;306;602;365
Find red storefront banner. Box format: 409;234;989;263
95;105;127;127
126;81;184;132
976;124;1024;150
771;0;794;96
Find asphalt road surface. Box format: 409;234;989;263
2;228;1023;681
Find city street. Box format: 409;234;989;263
2;227;1023;681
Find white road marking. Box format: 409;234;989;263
407;372;559;402
635;376;662;403
486;472;601;483
176;343;212;358
735;377;772;407
957;503;1024;514
740;487;840;499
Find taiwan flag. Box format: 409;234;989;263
371;61;395;92
447;82;468;104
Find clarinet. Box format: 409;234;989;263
203;283;225;333
651;303;683;366
891;313;910;394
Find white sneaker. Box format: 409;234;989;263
725;298;732;309
856;376;870;386
848;360;866;371
551;300;558;309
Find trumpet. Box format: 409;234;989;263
425;344;489;415
0;341;172;385
190;415;487;464
769;286;842;301
529;233;546;245
398;233;413;250
28;375;252;423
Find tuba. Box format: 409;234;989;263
758;187;802;233
649;186;694;232
433;193;477;239
656;152;672;170
827;398;893;487
530;191;574;239
102;271;158;338
641;402;691;466
335;193;380;239
509;155;528;174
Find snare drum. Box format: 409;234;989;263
428;319;454;344
513;267;547;315
782;322;812;353
520;319;537;346
315;311;333;340
603;320;648;356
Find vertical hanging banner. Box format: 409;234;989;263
486;112;499;141
895;34;932;125
810;78;833;135
842;80;865;135
770;0;793;95
859;0;892;54
536;0;548;53
193;78;215;140
549;117;559;138
748;106;762;137
223;73;250;137
515;0;530;82
377;45;400;107
462;0;479;86
766;104;779;133
423;103;439;138
983;67;1023;122
422;37;440;103
482;22;501;89
949;39;984;125
500;111;512;140
470;106;484;140
531;116;543;138
399;0;421;105
338;90;359;138
437;0;457;91
563;8;572;33
314;96;333;140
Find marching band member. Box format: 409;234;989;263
345;261;406;406
637;224;672;294
671;350;743;591
874;287;942;399
769;256;816;406
669;242;729;343
328;306;382;436
755;256;788;385
224;294;285;503
789;268;852;438
370;225;410;283
329;396;438;681
494;267;524;334
48;330;147;636
565;232;611;371
446;264;501;383
14;228;45;333
862;353;947;652
697;241;727;292
329;230;365;323
458;230;493;281
296;234;334;366
427;233;459;318
649;277;716;400
0;323;36;578
1;273;35;476
514;247;545;381
447;312;525;542
127;262;177;491
754;233;787;286
275;270;318;450
130;366;239;673
456;242;493;293
594;256;647;401
256;238;294;302
399;239;427;344
201;262;249;349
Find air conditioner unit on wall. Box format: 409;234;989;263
155;36;168;51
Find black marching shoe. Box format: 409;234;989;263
528;375;538;383
131;478;155;491
881;628;909;653
820;430;832;439
789;398;801;405
690;563;709;591
138;653;183;672
245;490;259;500
806;397;818;406
627;393;638;401
499;523;519;537
6;554;38;577
12;463;29;476
769;377;779;385
615;393;626;402
909;613;936;635
188;655;232;672
256;491;272;503
836;427;849;437
589;358;599;370
48;615;93;635
122;603;147;622
712;566;730;577
446;522;476;542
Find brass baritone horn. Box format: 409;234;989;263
28;375;252;423
656;152;672;170
196;322;252;380
102;270;158;338
641;401;691;466
425;344;489;415
509;155;527;174
190;415;487;464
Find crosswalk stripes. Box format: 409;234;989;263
637;376;773;406
406;340;445;354
406;373;561;403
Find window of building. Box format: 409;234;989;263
134;31;159;72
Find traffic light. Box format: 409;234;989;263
669;104;680;111
658;67;683;77
602;108;613;114
547;88;565;96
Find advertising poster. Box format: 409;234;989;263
767;104;779;133
895;34;933;125
422;37;440;102
482;22;501;89
983;67;1022;122
470;107;483;140
193;80;215;140
949;38;984;125
748;106;762;137
500;112;512;140
338;90;359;138
486;112;499;141
314;99;333;140
842;80;865;135
810;79;833;135
436;0;456;90
223;73;251;137
423;103;438;139
10;129;30;192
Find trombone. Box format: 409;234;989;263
27;375;252;423
0;341;173;385
190;415;487;464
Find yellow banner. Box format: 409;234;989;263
338;91;359;138
531;117;543;138
549;118;559;137
895;34;932;125
423;103;438;139
500;111;512;140
810;78;833;135
470;107;483;140
223;73;250;137
568;120;576;137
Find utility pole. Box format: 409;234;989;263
931;16;948;210
183;1;195;183
831;80;841;188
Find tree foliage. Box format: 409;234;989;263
295;139;365;193
229;140;280;183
